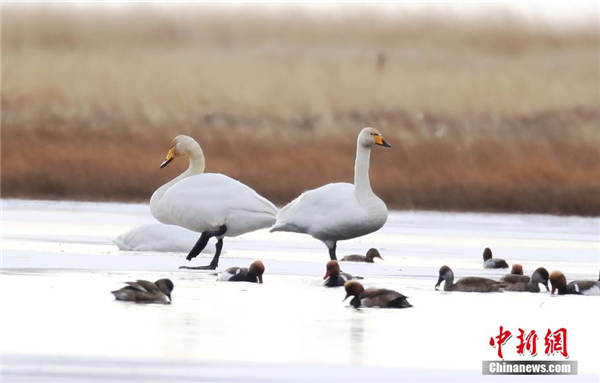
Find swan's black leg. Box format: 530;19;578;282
185;232;212;261
180;225;227;270
207;238;224;268
328;242;337;260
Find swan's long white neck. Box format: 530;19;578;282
354;140;374;202
150;146;205;208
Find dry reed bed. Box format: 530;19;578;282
2;6;599;215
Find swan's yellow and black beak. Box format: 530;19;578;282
160;148;175;168
374;135;392;148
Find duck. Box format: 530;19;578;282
340;248;383;263
323;260;360;287
343;280;412;309
215;260;265;283
482;248;509;269
151;135;278;270
499;264;530;284
502;267;549;293
270;127;391;260
111;279;174;303
113;223;215;253
549;270;600;295
435;265;504;292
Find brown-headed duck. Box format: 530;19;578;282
500;264;530;284
323;260;360;287
436;265;504;292
340;248;383;263
549;270;600;295
344;280;412;309
111;279;173;303
218;260;265;283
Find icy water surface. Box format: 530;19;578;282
1;200;599;382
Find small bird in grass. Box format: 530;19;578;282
482;247;509;269
216;260;265;283
111;279;174;304
340;248;384;263
323;260;361;287
343;280;412;309
500;264;530;284
436;266;504;292
502;267;550;293
549;270;600;295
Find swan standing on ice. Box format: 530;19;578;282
271;127;391;260
150;135;278;270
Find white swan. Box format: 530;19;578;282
150;135;278;269
271;127;390;260
113;223;216;253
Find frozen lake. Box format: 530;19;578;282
1;199;599;382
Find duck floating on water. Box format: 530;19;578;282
211;260;265;283
343;280;412;309
482;248;509;269
502;267;549;293
549;271;600;295
499;264;530;284
323;260;360;287
436;266;504;292
111;279;174;304
340;248;383;263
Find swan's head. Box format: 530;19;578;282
248;260;265;283
160;135;201;168
359;127;391;148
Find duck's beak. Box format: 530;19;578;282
374;135;392;148
258;275;263;284
167;293;172;302
544;282;550;292
376;255;384;261
323;271;330;280
160;148;175;168
551;285;556;295
342;293;351;303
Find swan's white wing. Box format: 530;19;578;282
154;174;278;237
113;223;216;253
272;183;372;240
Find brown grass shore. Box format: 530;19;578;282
2;6;600;216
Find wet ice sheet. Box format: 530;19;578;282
1;199;599;382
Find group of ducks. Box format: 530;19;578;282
436;248;600;296
111;246;600;306
111;127;599;305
